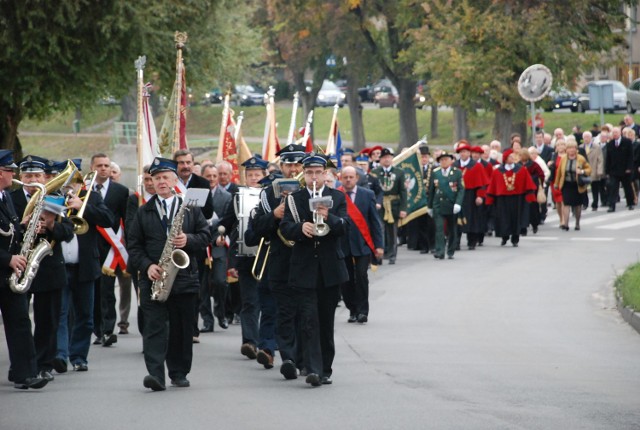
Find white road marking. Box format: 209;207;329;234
569;237;614;241
597;217;640;230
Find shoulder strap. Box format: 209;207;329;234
287;194;301;223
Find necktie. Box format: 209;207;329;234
162;200;169;228
25;193;31;200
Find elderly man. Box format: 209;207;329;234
128;157;210;391
605;127;635;211
339;166;383;323
579;131;605;211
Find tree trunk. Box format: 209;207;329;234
120;86;137;123
493;108;512;145
0;101;24;161
345;72;365;151
453;105;469;142
397;78;418;150
430;103;439;139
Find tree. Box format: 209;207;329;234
411;0;631;144
0;0;261;158
350;0;425;150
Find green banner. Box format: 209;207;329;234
393;142;428;226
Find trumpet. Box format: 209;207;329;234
68;170;98;235
311;180;330;237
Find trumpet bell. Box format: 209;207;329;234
70;216;89;235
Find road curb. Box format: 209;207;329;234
616;292;640;336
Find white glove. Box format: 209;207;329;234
453;204;461;214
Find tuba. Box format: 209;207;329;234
9;182;53;293
151;193;190;302
68;171;97;235
23;160;83;218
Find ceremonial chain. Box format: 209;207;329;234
503;172;516;191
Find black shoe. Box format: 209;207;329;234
321;376;333;385
92;337;102;345
200;325;213;333
256;349;274;369
102;333;117;347
388;259;395;265
455;245;461;251
512;243;519;247
280;360;298;380
305;373;321;387
7;369;14;382
501;239;507;246
532;226;538;234
629;206;635;210
468;245;475;250
607;208;615;213
575;226;580;231
39;370;54;381
348;315;357;323
170;377;190;388
447;255;454;259
143;375;166;391
73;363;88;372
118;325;129;335
434;254;444;260
357;314;368;323
52;358;67;374
420;249;428;254
218;319;229;329
14;376;48;390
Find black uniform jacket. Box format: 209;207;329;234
0;192;22;285
76;191;115;282
11;190;73;292
280;186;349;289
251;185;291;283
127;194;211;295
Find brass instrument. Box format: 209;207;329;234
151;192;191;302
251;237;270;281
311;180;330;236
23;160;83;218
9;182;53;293
68;171;98;235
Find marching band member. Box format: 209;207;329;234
251;144;306;370
280;153;348;386
11;156;74;382
55;161;114;373
0;150;48;390
219;157;268;360
128;157;210;391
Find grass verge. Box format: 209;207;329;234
615;262;640;312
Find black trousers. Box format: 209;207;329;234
272;284;322;376
341;255;370;317
99;270;119;336
608;174;635;208
0;287;38;382
382;222;398;260
140;281;197;385
198;256;227;329
29;289;62;372
317;285;340;378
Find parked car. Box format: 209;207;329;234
578;80;640;113
374;84;399;108
232;84;266;106
316;80;346;107
203;88;223;105
541;88;583;112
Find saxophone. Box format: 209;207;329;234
9;182;53;294
150;195;190;302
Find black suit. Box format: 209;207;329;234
534;144;554;164
605;137;635;209
280;186;348;378
11;189;74;373
94;179;129;339
340;187;383;320
0;191;40;383
128;194;211;385
57;191;114;367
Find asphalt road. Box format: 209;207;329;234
1;207;640;429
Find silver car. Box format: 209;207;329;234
578;80;640;113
